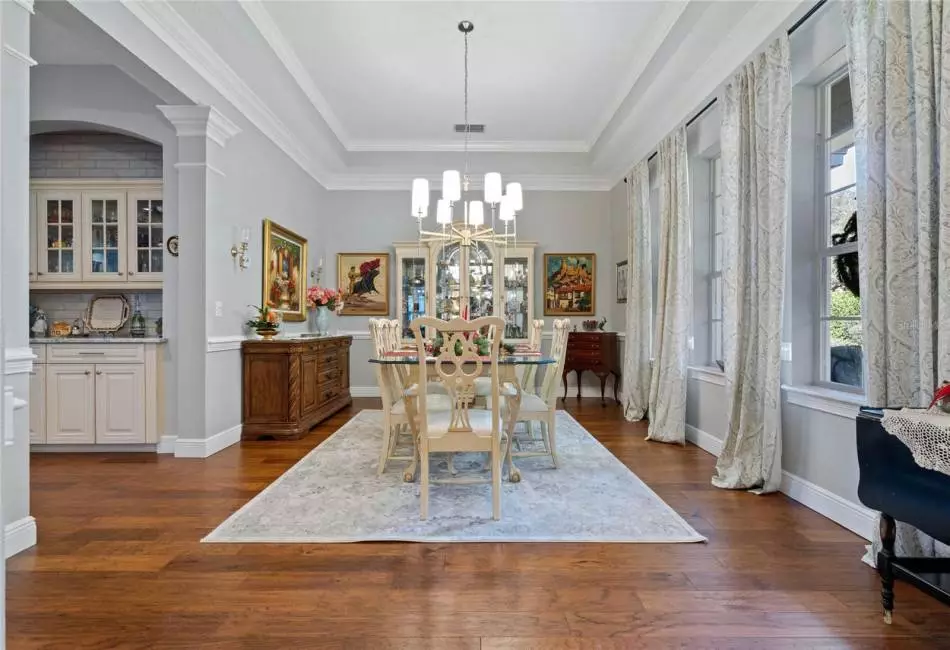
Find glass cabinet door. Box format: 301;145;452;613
467;242;495;319
127;191;164;281
36;191;82;282
399;255;428;338
433;243;462;321
503;253;531;339
84;193;126;280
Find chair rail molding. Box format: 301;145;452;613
4;347;35;375
207;335;247;353
782;384;863;420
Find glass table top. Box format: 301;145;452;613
370;353;554;365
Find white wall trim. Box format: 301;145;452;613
5;516;37;558
782;384;864;420
324;173;612;192
688;366;727;387
347;140;591;154
335;330;371;341
685;424;724;456
780;471;875;541
157;104;241;147
10;0;35;14
685;423;874;541
173;161;226;177
3;44;38;67
157;435;178;454
207;335;246;352
4;347;35;375
351;386;381;398
174;424;241;458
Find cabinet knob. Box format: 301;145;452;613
96;370;102;375
117;272;124;276
84;370;91;376
37;271;44;276
128;271;135;275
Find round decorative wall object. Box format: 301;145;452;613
166;235;179;257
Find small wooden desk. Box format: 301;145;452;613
562;331;621;405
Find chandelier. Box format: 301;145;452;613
410;20;522;247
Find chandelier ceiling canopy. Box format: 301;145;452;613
411;20;522;247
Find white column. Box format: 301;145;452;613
157;105;240;455
2;0;37;560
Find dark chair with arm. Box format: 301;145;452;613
856;407;950;623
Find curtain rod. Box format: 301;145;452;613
625;0;827;183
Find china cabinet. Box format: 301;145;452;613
29;181;163;289
393;240;536;340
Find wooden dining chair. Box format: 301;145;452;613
410;316;506;520
519;319;545;394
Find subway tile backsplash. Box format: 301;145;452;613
31;291;163;337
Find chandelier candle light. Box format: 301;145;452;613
410;20;523;248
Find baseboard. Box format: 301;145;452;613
5;516;37;558
780;471;875;541
174;424;241;458
350;386;381;398
157;435;177;454
685;424;724;456
685;423;874;541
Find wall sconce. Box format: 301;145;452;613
231;228;250;270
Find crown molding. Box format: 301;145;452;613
120;0;336;185
238;0;350;148
157;105;241;147
324;173;611;192
3;44;38;67
346;140;591;154
10;0;34;14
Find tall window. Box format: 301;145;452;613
820;72;862;389
710;156;723;368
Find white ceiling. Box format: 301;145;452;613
251;1;680;152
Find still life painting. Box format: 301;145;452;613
544;253;596;316
338;253;390;316
262;219;307;322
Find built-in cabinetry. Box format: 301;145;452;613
394;241;536;339
29;341;164;446
30;181;164;290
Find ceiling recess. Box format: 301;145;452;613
454;124;485;133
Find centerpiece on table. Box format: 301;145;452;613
247;304;281;339
307;286;344;336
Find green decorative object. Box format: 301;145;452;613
129;298;147;338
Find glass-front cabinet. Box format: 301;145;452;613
394;240;536;340
30;183;163;287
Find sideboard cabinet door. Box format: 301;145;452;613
95;364;146;444
46;364;95;444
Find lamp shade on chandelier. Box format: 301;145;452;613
410;20;522;247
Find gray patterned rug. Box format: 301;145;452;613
203;410;704;544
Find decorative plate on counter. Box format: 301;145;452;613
83;295;130;335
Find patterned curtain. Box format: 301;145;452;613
647;128;691;444
622;159;653;421
844;0;950;559
712;35;791;493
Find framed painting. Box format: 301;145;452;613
543;253;596;316
616;260;628;304
338;252;390;316
262;219;307;322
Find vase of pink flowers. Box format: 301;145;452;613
307;286;343;336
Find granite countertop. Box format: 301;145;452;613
30;337;167;344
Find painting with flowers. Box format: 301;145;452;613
337;253;390;315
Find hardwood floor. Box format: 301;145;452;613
9;399;948;649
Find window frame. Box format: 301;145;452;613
709;156;724;369
815;68;862;393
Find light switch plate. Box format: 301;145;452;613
214;301;223;317
781;342;792;361
688;336;695;351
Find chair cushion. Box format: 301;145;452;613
392;393;453;414
424;409;503;439
473;376;519;397
404;382;448;397
485;391;550;414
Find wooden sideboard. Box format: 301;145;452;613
562;331;621;405
241;336;352;441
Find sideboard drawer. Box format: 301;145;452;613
47;344;145;364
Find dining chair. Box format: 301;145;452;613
519;319;545;394
494;318;570;468
410;315;506;520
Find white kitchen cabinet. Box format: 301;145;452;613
95;364;146;444
29;181;163;290
46;364;96;444
29;364;46;444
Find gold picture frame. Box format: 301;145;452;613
543;253;596;316
337;252;390;316
262;219;308;322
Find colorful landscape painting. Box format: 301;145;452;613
338;253;390;316
544;253;596;316
262;219;307;322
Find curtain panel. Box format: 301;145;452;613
622;159;653;422
647;127;691;444
844;0;950;560
712;35;791;493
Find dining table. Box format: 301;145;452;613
369;351;556;483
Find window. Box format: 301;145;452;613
710;156;724;368
819;72;862;389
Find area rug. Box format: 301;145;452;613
202;410;705;544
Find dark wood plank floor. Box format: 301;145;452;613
9;399;948;649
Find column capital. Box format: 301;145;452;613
157;105;241;147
